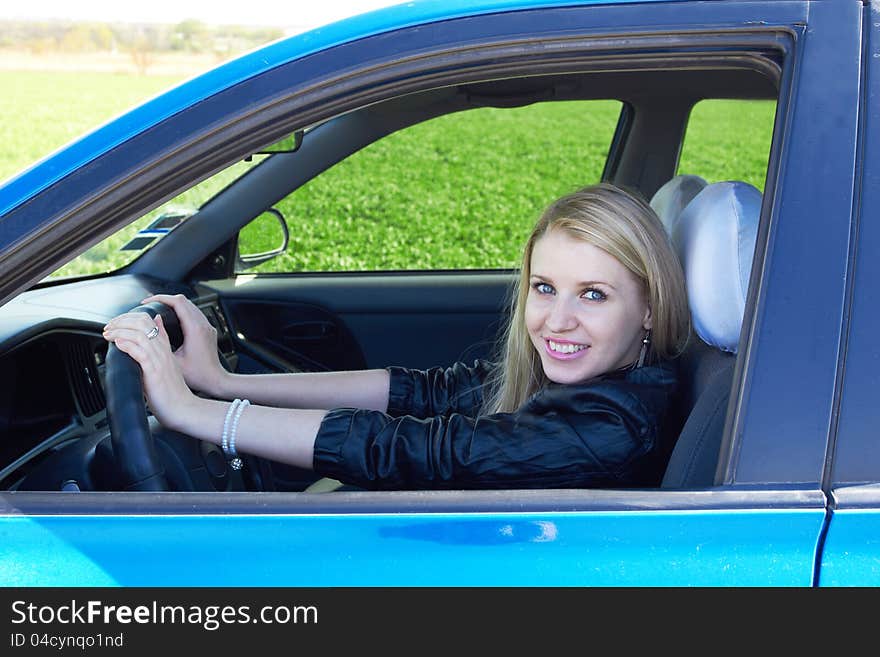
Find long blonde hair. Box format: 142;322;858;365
482;183;690;414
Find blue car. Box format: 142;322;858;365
0;0;876;586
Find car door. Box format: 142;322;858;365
0;0;860;585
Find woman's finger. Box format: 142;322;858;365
154;314;171;344
105;312;158;332
103;317;168;351
142;294;200;322
109;336;153;368
104;322;158;341
144;294;210;334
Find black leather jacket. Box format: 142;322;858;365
313;360;677;490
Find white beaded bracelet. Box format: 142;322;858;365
221;398;241;460
228;398;250;471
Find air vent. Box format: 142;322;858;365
66;338;106;418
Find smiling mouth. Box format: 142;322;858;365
544;339;588;359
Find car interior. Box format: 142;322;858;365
0;52;779;494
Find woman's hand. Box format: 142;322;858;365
102;311;198;432
140;294;230;398
103;301;324;472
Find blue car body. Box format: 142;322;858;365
0;0;877;586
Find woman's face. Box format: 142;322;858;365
525;228;652;385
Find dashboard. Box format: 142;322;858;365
0;274;242;491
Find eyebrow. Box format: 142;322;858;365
530;274;617;290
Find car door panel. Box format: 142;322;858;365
223;300;369;372
0;490;825;586
203;273;511;372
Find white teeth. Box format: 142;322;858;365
548;340;586;354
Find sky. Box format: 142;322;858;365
2;0;403;33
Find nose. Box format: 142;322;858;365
545;297;578;333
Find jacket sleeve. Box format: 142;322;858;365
313;378;664;490
385;360;492;418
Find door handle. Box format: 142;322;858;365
282;321;338;340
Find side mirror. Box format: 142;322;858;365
236;208;289;270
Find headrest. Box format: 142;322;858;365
650;174;708;239
674;181;761;353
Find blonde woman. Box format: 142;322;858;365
103;184;690;489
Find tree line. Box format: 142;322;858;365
1;19;284;58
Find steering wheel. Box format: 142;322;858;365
104;302;184;492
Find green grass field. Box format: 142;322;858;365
2;70;776;276
0;71;184;182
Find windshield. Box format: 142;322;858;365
46;156;266;280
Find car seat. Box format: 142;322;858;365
657;180;762;488
649;174;708;250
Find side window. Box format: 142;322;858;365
677;99;776;191
237;100;622;273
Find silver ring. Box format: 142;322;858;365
145;325;159;340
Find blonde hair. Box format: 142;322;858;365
483;183;690;414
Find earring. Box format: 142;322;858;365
635;330;651;369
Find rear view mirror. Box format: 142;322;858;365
248;130;304;158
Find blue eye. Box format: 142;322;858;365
583;288;606;301
532;282;554;295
